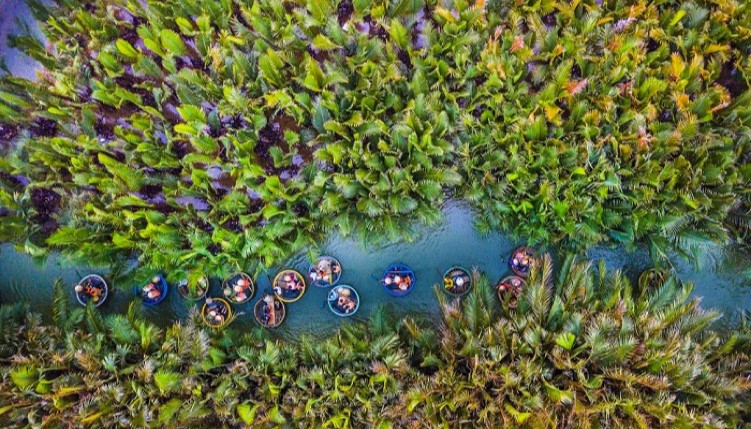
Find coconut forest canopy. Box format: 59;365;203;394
0;0;750;279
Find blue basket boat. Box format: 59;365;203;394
327;285;360;317
134;275;169;306
381;262;416;297
75;274;108;307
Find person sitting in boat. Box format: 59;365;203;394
511;248;534;275
397;275;412;291
205;297;228;326
142;277;162;301
453;275;467;292
75;281;103;302
224;276;251;301
335;288;356;313
497;277;523;308
279;273;303;298
383;275;394;288
260;295;277;326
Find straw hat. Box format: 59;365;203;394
339;287;351;297
75;284;84;293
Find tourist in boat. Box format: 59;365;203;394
278;273;303;299
142;277;162;301
398;275;412;291
224;274;253;303
335;288;357;314
445;269;471;294
382;271;411;291
509;247;536;277
205;297;228;326
260;295;277;326
75;282;103;302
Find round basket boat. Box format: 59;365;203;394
327;285;360;317
134;275;169;306
74;274;108;307
202;298;233;329
638;268;670;291
254;294;286;328
496;275;526;309
273;269;307;303
442;266;473;297
177;276;209;301
222;272;254;304
382;262;416;297
308;255;343;288
509;246;537;278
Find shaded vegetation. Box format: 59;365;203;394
0;257;749;427
0;0;750;278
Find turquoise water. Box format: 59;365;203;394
1;201;749;338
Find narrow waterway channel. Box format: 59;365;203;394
1;201;749;338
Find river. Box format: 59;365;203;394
1;201;749;338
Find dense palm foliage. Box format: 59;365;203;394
0;0;749;277
1;258;749;427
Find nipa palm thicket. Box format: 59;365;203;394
0;0;750;277
0;257;749;427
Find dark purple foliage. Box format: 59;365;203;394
31;188;62;219
0;173;29;189
338;0;354;25
172;141;191;159
95;120;116;141
193;218;214;232
29;118;58;138
0;123;19;143
717;60;748;98
255;120;284;169
396;48;412;68
543;12;557;27
222;218;244;232
571;64;582;80
292;203;308;216
363;16;387;40
140;184;162;198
